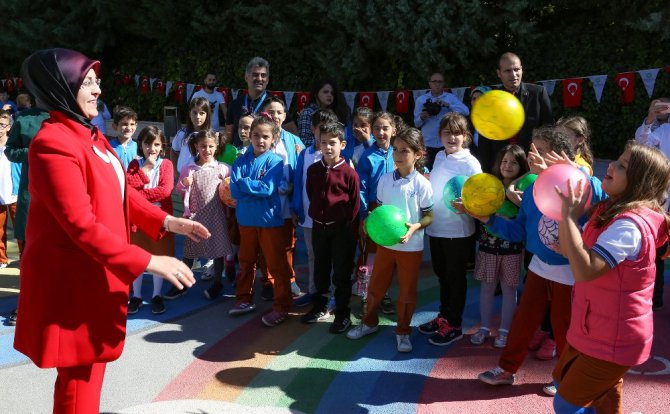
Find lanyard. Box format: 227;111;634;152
244;91;268;114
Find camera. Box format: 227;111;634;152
423;99;442;116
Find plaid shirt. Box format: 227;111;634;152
297;103;318;147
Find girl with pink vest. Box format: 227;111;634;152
553;142;670;414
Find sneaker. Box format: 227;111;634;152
151;296;166;314
8;309;17;326
329;316;352;334
262;310;288;327
418;315;441;335
494;330;508;348
380;294;395;315
224;258;236;282
346;323;378;339
478;367;516;385
201;259;215;281
470;328;490;345
229;301;257;315
528;328;548;351
0;263;7;269
291;281;302;298
301;304;329;324
535;337;557;360
293;292;313;307
543;383;557;396
396;334;413;352
428;318;463;346
261;284;274;301
204;282;223;300
327;295;336;314
222;284;236;298
127;297;143;314
164;286;188;300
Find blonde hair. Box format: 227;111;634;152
556;116;594;166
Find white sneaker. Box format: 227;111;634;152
543;383;557;396
396;334;412;352
0;263;7;269
346;323;378;339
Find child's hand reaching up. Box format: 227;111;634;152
555;178;588;221
544;150;578;169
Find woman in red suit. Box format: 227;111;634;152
13;48;210;414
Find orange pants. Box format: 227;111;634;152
237;225;293;312
362;246;423;335
259;219;297;285
0;203;17;263
54;363;106;414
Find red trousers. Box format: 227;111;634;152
54;363;106;414
237;225;293;312
0;203;17;263
362;246;422;335
499;270;572;373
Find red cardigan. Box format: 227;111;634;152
14;111;167;368
126;158;174;231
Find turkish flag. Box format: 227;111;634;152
615;73;635;105
140;76;149;95
17;78;23;90
123;74;132;86
270;90;283;99
155;79;165;95
174;82;186;102
395;90;409;113
358;92;374;109
295;92;311;112
216;87;231;105
562;78;582;108
5;79;14;93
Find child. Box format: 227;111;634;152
171;97;212;177
0;110;20;268
556;116;594;175
292;109;339;307
169;130;232;300
347;127;433;352
237;113;254;154
552;142;670;414
109;106;138;170
229;114;293;327
301;122;360;333
419;112;482;346
261;96;305;299
356;112;405;316
126;126;175;314
476;127;605;390
470;144;527;348
345;106;375;166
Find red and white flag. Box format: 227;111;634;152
358;92;374;109
614;73;635;105
295;92;311;112
562;78;582;108
395;90;409;113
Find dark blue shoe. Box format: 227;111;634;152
294;293;313;307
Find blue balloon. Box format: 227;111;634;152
443;175;468;213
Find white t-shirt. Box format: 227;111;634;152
300;148;323;228
592;218;642;268
376;170;434;252
171;129;195;174
426;149;482;238
191;89;225;131
0;146;16;205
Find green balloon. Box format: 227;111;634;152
217;144;238;165
496;199;519;218
365;205;407;246
443;175;468;213
516;173;538;191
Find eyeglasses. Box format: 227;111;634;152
80;78;102;90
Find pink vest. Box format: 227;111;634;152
567;207;667;366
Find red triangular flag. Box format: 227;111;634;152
395;90;409;113
562;78;583;108
17;78;23;90
295;92;311;112
5;79;14;93
358;92;374;109
155;79;165;95
123;74;132;86
614;73;635;105
216;87;231;105
174;82;186;102
140;76;149;95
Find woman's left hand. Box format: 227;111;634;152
166;216;211;242
555;178;587;220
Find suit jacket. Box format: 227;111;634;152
14;111;167;368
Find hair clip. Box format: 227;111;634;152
259;111;274;121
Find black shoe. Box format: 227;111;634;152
380;294;395;315
428;319;463;346
151;296;166;314
127;297;143;314
418;315;441;335
204;282;223;300
261;283;274;301
8;309;17;326
329;316;352;334
164;285;188;300
301;304;329;324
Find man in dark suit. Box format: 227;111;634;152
476;52;553;171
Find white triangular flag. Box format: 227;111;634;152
587;75;607;103
451;87;467;102
149;77;157;91
165;81;173;97
133;74;140;87
283;91;294;111
231;89;240;101
343;92;357;113
638;68;660;98
376;91;390;112
186;83;196;101
538;80;557;97
413;89;427;104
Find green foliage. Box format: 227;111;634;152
2;0;669;158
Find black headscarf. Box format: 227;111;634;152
21;48;100;129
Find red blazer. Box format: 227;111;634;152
14;111;167;368
126;158;175;232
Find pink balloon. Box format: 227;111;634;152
533;164;592;221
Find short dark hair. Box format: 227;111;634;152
318;122;345;142
311;108;338;127
261;95;286;111
112;105;138;124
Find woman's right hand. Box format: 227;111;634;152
147;255;195;289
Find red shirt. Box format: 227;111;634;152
306;158;360;225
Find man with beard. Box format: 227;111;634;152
191;72;227;132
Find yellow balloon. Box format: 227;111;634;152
461;173;505;216
471;90;525;140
